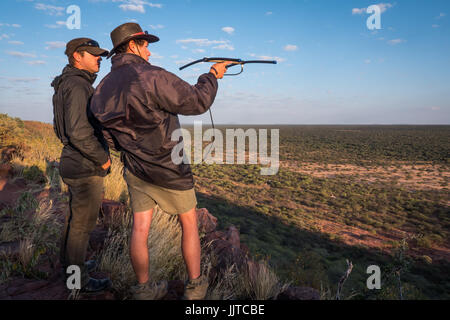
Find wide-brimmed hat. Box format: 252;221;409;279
65;38;109;58
107;22;159;59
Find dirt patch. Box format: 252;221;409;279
314;217;450;262
281;161;449;191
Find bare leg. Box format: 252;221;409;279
178;207;201;280
130;208;154;284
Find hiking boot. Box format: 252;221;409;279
130;280;168;300
182;275;209;300
85;260;97;273
80;277;112;294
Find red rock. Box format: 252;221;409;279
196;208;218;233
0;177;27;210
203;231;227;245
226;226;240;248
0;163;13;179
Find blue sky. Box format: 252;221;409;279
0;0;449;124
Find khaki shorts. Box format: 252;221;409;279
123;168;197;215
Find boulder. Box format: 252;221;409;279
225;226;240;249
196;208;218;233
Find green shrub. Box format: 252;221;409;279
23;165;47;184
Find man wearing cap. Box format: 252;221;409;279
90;23;230;300
52;38;112;293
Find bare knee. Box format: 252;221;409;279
132;209;153;235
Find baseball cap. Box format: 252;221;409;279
65;38;109;58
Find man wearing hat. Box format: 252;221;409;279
52;38;112;293
90;23;230;300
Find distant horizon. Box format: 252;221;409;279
8;113;450;127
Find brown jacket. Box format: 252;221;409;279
90;53;218;190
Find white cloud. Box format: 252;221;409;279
377;3;393;13
213;43;234;51
176;38;234;51
6;51;37;58
221;27;235;35
34;3;65;16
45;41;66;50
364;59;371;64
432;24;439;28
192;49;205;53
149;24;164;29
387;39;406;45
45;21;67;29
7;77;40;83
436;12;446;19
283;44;298;52
352;3;393;15
0;34;10;40
431;106;441;111
352;8;365;15
266;12;273;16
0;23;22;28
249;53;285;63
26;60;47;65
8;40;24;45
176;38;220;46
116;0;162;13
119;4;145;13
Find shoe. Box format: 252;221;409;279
80;277;112;294
130;280;168;300
84;260;97;273
182;275;209;300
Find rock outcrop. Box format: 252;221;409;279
0;196;319;300
195;208;320;300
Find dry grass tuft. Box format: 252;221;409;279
237;259;290;300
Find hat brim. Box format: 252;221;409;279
83;46;109;57
107;34;159;59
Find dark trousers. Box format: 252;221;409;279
60;176;104;287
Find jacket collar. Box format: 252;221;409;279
111;53;150;70
63;64;97;84
51;64;97;91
